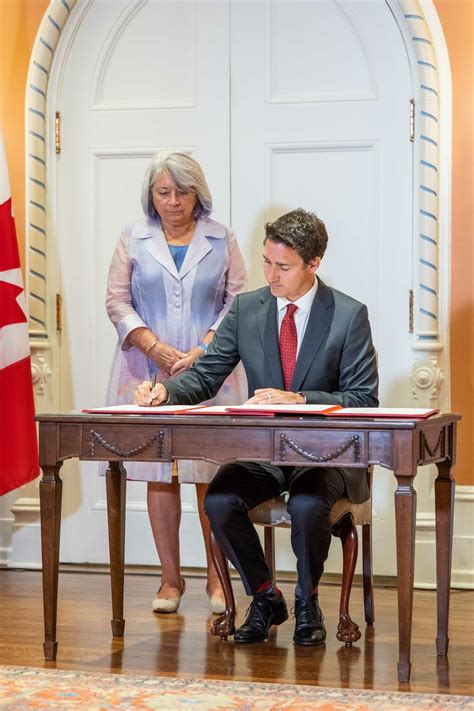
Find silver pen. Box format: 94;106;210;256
150;373;157;406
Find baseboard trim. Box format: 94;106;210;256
0;547;11;568
9;563;472;593
3;563;399;589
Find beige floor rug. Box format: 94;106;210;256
0;665;472;710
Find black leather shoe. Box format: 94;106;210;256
234;592;288;643
293;596;326;646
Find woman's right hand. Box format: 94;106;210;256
152;342;187;374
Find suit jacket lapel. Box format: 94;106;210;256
291;279;334;392
145;219;214;280
178;221;212;279
145;224;179;279
256;291;284;388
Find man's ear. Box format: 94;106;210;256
309;256;321;274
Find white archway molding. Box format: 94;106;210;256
25;0;79;404
400;0;441;337
26;0;78;341
389;0;450;408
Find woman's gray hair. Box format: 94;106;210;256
141;151;213;220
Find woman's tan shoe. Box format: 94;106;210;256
152;577;186;614
208;593;226;615
206;586;227;615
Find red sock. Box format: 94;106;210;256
255;580;279;597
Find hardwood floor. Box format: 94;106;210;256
0;569;473;696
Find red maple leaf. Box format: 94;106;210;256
0;280;27;329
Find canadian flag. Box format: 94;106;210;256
0;134;39;495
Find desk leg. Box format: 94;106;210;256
394;472;416;683
106;461;126;637
209;530;236;640
40;464;63;661
435;460;455;655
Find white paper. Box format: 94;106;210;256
83;404;202;414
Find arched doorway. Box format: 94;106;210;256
22;0;450;583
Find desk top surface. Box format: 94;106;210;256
36;410;461;431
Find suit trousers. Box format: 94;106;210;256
204;462;347;600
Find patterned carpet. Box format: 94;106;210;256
0;666;472;709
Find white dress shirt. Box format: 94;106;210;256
276;276;318;357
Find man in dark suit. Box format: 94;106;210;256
135;208;378;646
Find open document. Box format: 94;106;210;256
82;404;438;419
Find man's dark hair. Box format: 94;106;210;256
264;208;328;263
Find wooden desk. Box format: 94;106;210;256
36;411;459;683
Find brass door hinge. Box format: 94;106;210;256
409;289;414;333
55;111;61;154
56;293;62;333
409;99;415;142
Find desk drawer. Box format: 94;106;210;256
81;425;170;461
274;429;366;466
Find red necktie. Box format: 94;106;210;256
279;303;298;391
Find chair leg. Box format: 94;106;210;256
362;521;375;624
333;513;361;646
263;526;276;581
209;530;236;640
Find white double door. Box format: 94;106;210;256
50;0;412;574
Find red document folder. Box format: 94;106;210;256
326;407;439;419
222;404;341;416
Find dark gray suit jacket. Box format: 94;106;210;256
165;278;378;501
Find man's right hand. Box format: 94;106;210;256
134;381;169;407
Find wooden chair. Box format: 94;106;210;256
210;466;374;645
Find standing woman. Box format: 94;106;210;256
105;152;247;613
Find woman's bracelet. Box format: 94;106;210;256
198;342;208;353
145;338;160;357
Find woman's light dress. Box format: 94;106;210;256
105;216;248;483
